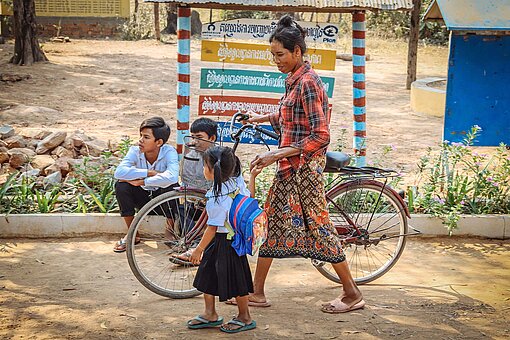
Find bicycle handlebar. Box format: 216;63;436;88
229;112;279;141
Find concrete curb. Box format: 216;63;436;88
1;213;508;239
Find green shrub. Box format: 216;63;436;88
408;126;510;233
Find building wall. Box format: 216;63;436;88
444;33;510;146
36;16;126;38
0;0;130;37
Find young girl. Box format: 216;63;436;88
187;145;259;333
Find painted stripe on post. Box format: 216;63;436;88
177;82;190;97
177;62;190;75
353;88;366;98
353;106;366;115
352;10;366;167
352;39;365;48
178;40;190;54
177;107;190;121
353;121;366;131
176;5;191;157
353;73;365;82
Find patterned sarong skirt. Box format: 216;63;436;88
258;155;346;263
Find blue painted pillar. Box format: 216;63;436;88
352;11;367;167
176;5;191;157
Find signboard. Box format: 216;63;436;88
201;40;336;71
217;122;279;146
200;68;335;98
199;95;280;116
202;19;339;44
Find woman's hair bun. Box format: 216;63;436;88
277;14;294;28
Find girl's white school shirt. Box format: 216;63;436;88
205;176;250;233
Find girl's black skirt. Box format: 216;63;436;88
193;233;253;302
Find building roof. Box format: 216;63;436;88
144;0;413;12
424;0;510;31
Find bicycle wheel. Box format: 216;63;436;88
126;189;206;298
313;180;408;284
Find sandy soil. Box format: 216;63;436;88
2;38;508;339
1;37;450;178
0;237;509;339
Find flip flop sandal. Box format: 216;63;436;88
169;249;197;266
168;256;199;266
187;315;224;329
220;319;256;333
113;238;127;253
321;299;366;314
225;299;271;307
113;238;141;253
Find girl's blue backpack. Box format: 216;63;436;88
227;192;268;256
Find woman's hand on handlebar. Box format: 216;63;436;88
240;110;268;125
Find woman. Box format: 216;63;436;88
240;15;364;313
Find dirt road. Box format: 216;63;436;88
1;38;449;175
1;237;509;339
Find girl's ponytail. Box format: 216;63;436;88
204;146;236;201
213;158;223;199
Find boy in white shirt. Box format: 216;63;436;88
113;117;179;252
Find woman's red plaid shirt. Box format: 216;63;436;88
269;62;330;180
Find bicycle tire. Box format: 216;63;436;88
126;189;206;298
314;180;408;284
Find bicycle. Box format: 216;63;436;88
126;112;416;298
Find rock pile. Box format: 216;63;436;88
0;124;113;185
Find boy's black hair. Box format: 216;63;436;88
269;14;307;55
190;117;218;140
140;117;171;144
203;146;236;202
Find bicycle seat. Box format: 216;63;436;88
324;151;351;173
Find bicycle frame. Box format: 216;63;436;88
179;113;414;248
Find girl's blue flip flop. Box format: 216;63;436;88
220;319;257;333
187;315;224;329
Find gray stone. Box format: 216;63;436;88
44;163;60;176
51;146;74;158
0;125;15;139
33;130;52;140
43;171;62;186
20;169;41;178
4;135;27;149
53;157;72;177
62;137;75;151
36;131;67;154
81;139;109;157
7;148;36;168
0;150;9;164
31;155;55;173
28;139;39;150
71;133;92;148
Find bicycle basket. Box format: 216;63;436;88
179;136;216;191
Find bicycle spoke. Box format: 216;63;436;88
316;181;408;284
127;190;206;298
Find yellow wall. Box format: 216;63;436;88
410;78;447;117
1;0;130;18
0;2;13;16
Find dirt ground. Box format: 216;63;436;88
1;37;451;177
1;38;509;339
0;237;509;339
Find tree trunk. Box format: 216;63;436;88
406;0;421;90
9;0;47;66
163;4;177;34
133;0;139;21
154;2;160;41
